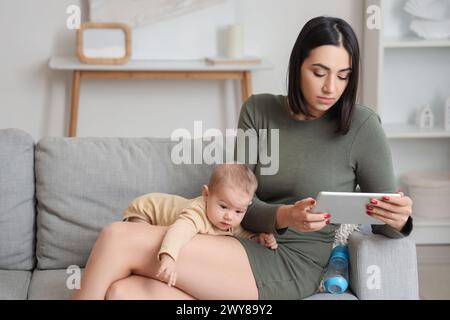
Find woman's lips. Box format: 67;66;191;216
317;96;335;105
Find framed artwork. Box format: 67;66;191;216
89;0;227;28
77;22;132;64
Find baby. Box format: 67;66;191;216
122;163;277;287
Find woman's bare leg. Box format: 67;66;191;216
72;221;159;299
72;221;258;300
106;276;195;300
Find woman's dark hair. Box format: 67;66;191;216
287;16;360;135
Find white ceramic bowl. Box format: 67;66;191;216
410;19;450;39
404;0;450;21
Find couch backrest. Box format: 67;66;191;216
0;129;36;270
35;137;214;269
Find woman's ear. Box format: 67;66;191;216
202;185;209;199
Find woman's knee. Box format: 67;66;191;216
99;221;127;239
98;221;167;255
105;277;160;300
98;221;145;243
105;280;128;300
95;222;138;254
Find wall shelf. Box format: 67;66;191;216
383;38;450;48
384;124;450;139
411;217;450;245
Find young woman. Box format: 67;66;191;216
72;16;413;300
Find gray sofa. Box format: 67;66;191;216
0;128;419;300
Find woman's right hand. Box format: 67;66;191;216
288;198;331;232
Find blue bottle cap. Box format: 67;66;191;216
331;245;349;262
324;275;348;294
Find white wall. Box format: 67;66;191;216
0;0;363;140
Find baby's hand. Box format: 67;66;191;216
258;233;278;250
156;254;177;286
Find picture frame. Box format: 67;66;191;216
77;22;132;65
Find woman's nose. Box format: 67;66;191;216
323;76;336;94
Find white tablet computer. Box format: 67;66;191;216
313;191;401;225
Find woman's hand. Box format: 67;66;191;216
366;191;413;232
288;198;331;232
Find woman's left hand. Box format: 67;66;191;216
366;192;413;232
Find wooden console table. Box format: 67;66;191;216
49;56;272;137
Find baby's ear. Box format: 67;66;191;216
202;185;209;198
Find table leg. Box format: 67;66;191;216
69;71;81;137
240;71;253;103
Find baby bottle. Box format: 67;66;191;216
324;245;349;294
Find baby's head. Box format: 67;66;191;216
202;163;258;231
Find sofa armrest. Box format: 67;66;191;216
347;230;419;300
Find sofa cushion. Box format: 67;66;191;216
0;128;36;270
348;231;419;300
35;137;214;269
0;270;32;300
27;269;359;300
304;292;357;300
28;269;81;300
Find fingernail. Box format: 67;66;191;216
325;214;331;218
326;220;330;224
370;199;378;205
367;211;373;215
366;205;373;211
383;196;390;201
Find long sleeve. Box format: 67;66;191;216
236;96;285;235
350;113;413;238
232;225;257;239
242;196;285;234
158;210;206;261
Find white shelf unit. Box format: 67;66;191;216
384;38;450;48
384;124;450;139
362;0;450;244
410;217;450;245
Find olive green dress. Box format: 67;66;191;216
234;94;412;300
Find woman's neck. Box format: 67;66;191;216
290;109;325;121
285;98;326;121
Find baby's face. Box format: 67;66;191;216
204;185;253;231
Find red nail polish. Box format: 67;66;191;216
325;214;331;218
370;199;378;205
366;206;373;211
383;196;390;201
367;211;373;215
326;220;330;225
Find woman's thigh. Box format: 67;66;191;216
111;222;258;300
106;276;195;300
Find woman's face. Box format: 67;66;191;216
300;45;352;119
